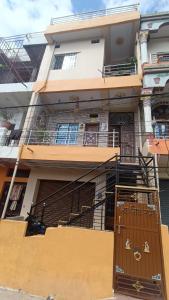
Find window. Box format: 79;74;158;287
55;44;60;49
91;39;100;44
56;123;79;144
154;123;169;138
7;169;30;178
53;53;77;70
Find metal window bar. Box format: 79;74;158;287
0;34;45;84
50;4;139;25
103;63;136;77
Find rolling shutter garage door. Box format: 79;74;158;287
34;180;95;227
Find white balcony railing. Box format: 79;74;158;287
26;130;120;148
103;62;137;77
151;53;169;64
50;4;139;25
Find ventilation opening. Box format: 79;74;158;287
91;39;100;44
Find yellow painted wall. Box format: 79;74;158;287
45;11;140;41
0;220;168;300
21;145;120;163
33;75;141;93
149;139;169;155
0;220;113;300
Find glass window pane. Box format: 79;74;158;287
53;53;77;70
68;124;79;144
56;123;79;144
54;55;64;69
56;124;69;144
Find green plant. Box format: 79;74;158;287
130;56;137;65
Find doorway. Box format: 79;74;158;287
84;123;99;146
109;113;135;158
0;182;26;218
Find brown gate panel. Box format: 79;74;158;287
114;186;165;300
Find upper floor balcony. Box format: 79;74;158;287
151;53;169;64
20;128;120;165
103;62;137;77
26;129;119;148
0;33;46;86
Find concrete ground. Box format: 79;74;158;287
0;288;46;300
0;288;139;300
102;295;138;300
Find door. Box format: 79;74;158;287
114;186;165;300
121;124;135;158
84;123;99;146
0;182;26;218
109;113;135;160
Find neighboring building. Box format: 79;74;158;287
140;12;169;227
0;5;168;300
0;33;46;216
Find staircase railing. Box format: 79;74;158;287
26;151;158;235
138;148;157;188
26;154;118;235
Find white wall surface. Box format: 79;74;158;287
36;44;55;81
148;38;169;63
0;82;33;93
37;38;105;81
0;146;18;159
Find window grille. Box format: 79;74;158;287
53;53;77;70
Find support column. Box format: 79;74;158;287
140;31;149;64
20;92;39;145
142;96;153;134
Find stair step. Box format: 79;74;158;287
105;192;115;194
58;220;68;225
81;206;91;211
69;213;79;217
69;213;80;221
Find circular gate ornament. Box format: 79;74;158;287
134;251;142;261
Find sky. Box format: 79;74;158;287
1;0;169;37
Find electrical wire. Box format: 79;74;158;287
0;91;169;110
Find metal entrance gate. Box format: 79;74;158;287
114;185;165;300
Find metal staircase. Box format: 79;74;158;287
26;150;158;236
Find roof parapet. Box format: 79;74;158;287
50;4;139;25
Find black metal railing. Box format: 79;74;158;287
138;148;157;188
26;154;118;235
103;62;136;77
